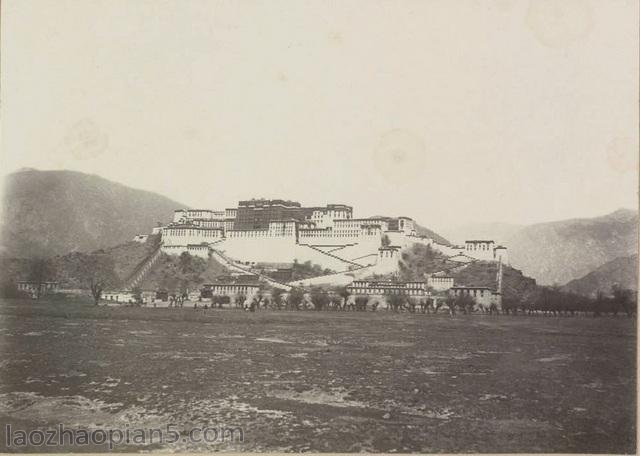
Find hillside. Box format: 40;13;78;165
450;261;539;304
439;222;523;246
562;254;638;298
0;169;184;258
505;209;637;285
443;209;637;285
138;252;229;292
414;222;451;246
398;243;461;281
0;234;231;295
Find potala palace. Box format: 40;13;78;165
130;198;509;306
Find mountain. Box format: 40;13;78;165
505;209;637;285
0;169;184;258
414;223;451;246
439;222;523;246
441;209;637;285
562;254;638;297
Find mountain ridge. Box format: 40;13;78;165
562;254;638;297
440;209;637;285
1;169;185;258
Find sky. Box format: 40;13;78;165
1;0;638;232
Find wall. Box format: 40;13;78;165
451;287;497;308
431;242;466;257
162;226;223;245
464;241;496;261
215;237;297;264
376;247;400;274
427;276;454;291
161;244;210;258
494;247;509;265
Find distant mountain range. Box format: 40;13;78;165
442;209;638;286
562;254;637;297
1;169;183;258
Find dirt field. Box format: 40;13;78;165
0;299;636;453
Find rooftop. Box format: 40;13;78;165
451;285;493;290
238;199;301;207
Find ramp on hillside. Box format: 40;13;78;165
209;249;292;291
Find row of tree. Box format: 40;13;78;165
502;284;637;317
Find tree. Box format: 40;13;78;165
84;254;118;305
310;288;330;311
612;284;636;317
271;288;284;310
337;286;350;310
179;252;196;273
132;287;143;306
355;296;369;311
593;290;604;317
387;294;405;312
287;287;305;310
443;294;458;316
406;297;418;313
27;257;55;300
455;293;476;314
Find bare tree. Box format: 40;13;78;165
84;254;118;305
27;257;55;300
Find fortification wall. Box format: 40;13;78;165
431;242;465;257
216;237;297;264
292;245;360;270
161;244;210;259
318;238;381;263
427;276;454;291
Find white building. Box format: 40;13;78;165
494;245;509;265
161;224;224;245
463;240;509;263
450;286;501;309
173;209;225;223
464;240;496;261
17;281;59;298
102;290;137;304
268;220;297;237
427;275;455;291
397;217;416;235
308;204;353;228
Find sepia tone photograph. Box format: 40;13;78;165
0;0;637;453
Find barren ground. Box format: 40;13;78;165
0;299;635;453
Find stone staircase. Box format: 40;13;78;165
123;245;162;290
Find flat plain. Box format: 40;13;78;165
0;299;635;453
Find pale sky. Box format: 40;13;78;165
1;0;638;232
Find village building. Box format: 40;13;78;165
450;285;500;308
464;240;496;261
17;281;60;298
348;280;434;297
102;290;137;304
201;275;262;301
